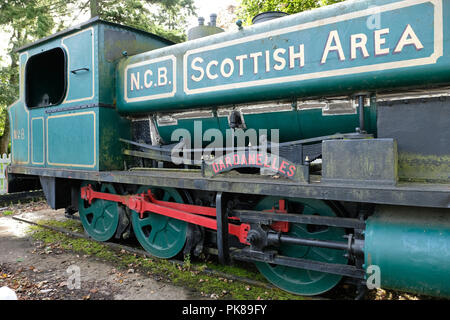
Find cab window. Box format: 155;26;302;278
25;47;66;108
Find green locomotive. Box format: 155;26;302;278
7;0;450;297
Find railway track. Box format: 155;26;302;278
11;215;284;296
0;190;366;300
2;201;428;301
0;190;44;206
0;191;361;299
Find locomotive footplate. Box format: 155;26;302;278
7;166;450;210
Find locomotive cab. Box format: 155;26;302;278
8;17;173;173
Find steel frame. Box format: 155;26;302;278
8;166;450;209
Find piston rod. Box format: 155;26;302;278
266;232;364;256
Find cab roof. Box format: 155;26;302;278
16;16;175;52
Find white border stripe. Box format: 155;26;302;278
31;117;45;165
61;27;96;104
124;55;177;103
8;52;30;165
46;111;97;168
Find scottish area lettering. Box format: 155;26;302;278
184;0;441;94
124;0;442;102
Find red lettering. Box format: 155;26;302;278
271;156;278;171
225;156;232;167
219;159;226;170
212;162;220;173
256;153;262;166
287;165;296;177
248;153;256;165
263;155;271;168
233;154;240;165
241;153;247;165
279;160;288;174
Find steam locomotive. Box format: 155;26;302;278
7;0;450;297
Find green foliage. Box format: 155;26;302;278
237;0;345;25
0;0;72;145
83;0;196;43
0;63;16;117
0;0;61;96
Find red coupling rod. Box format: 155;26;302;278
80;185;249;244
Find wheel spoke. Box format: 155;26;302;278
148;224;163;243
131;186;187;259
309;247;335;262
306;269;323;281
138;214;154;227
90;203;102;227
104;205;115;219
166;222;180;238
78;182;119;242
168;220;182;233
254;196;347;296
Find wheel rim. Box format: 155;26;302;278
78;181;120;242
131;186;187;259
254;197;348;296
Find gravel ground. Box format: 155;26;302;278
0;200;198;300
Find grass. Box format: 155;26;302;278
1;210;14;216
28;219;306;300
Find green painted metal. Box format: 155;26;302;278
31;115;44;165
98;22;174;106
117;0;450;114
8;19;172;171
131;186;188;259
157;105;376;146
63;28;95;102
98;107;131;170
365;206;450;298
254;196;347;296
78;181;120;242
47;111;97;168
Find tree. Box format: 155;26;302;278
79;0;196;43
0;0;72;153
237;0;344;25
